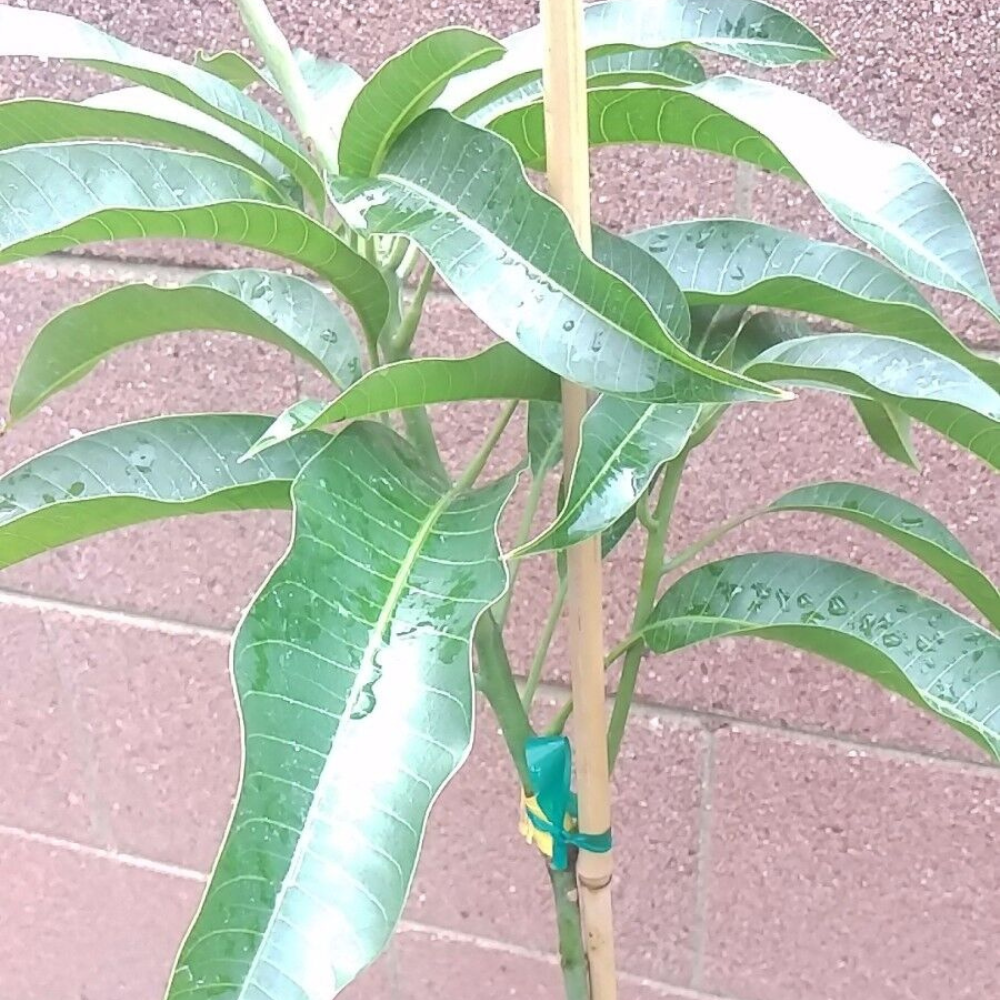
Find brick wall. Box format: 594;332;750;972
1;2;998;999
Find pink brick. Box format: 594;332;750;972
0;604;99;843
0;831;202;1000
0;603;239;868
701;727;1000;1000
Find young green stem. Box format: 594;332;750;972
234;0;339;173
494;463;551;626
475;611;534;787
550;866;590;1000
389;264;436;358
521;576;568;709
607;453;688;768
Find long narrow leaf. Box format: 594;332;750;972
492;76;1000;320
745;334;1000;469
10;270;362;421
0;415;329;570
0;141;390;341
0;4;324;206
339;27;504;175
0;96;279;188
630;219;999;389
767;483;1000;626
851;398;920;469
643;553;1000;758
167;422;517;999
243;344;559;459
442;0;829;118
330;111;781;404
520;397;699;554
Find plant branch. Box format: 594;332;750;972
389;264;435;358
234;0;339;173
494;461;550;625
659;506;765;580
475;611;534;787
521;575;568;710
607;453;688;768
550;866;590;1000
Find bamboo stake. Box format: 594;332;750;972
539;1;618;997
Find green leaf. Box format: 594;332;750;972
443;0;829;118
630;219;1000;389
339;27;504;175
0;415;329;570
167;422;516;999
329;111;781;404
644;553;1000;758
194;50;267;89
767;482;1000;627
521;397;700;553
492;76;1000;320
461;46;705;126
0;141;390;341
527;401;563;478
243;343;559;459
10;269;362;422
745;334;1000;469
0;4;324;207
851;398;920;469
0;96;281;188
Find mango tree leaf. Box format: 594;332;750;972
643;553;1000;758
492;76;1000;320
243;343;559;459
521;398;700;554
0;415;329;570
462;46;705;127
745;334;1000;469
0;97;280;188
852;398;920;469
194;50;267;89
167;421;517;999
630;219;1000;389
527;401;563;477
0;141;390;341
0;4;325;208
339;27;504;175
330;111;781;404
767;483;1000;626
10;270;362;422
442;0;829;118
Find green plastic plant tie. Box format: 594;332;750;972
521;735;613;871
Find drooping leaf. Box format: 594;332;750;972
851;398;920;469
10;270;362;421
0;96;280;188
330;111;781;404
461;46;705;126
631;219;999;389
745;334;1000;469
767;483;1000;626
0;4;325;207
0;141;390;341
442;0;829;118
243;343;559;459
193;50;267;89
167;422;517;999
285;51;365;148
0;415;329;570
339;27;504;175
492;76;1000;320
520;398;700;553
527;401;563;477
643;553;1000;758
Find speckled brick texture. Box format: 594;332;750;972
0;1;998;998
